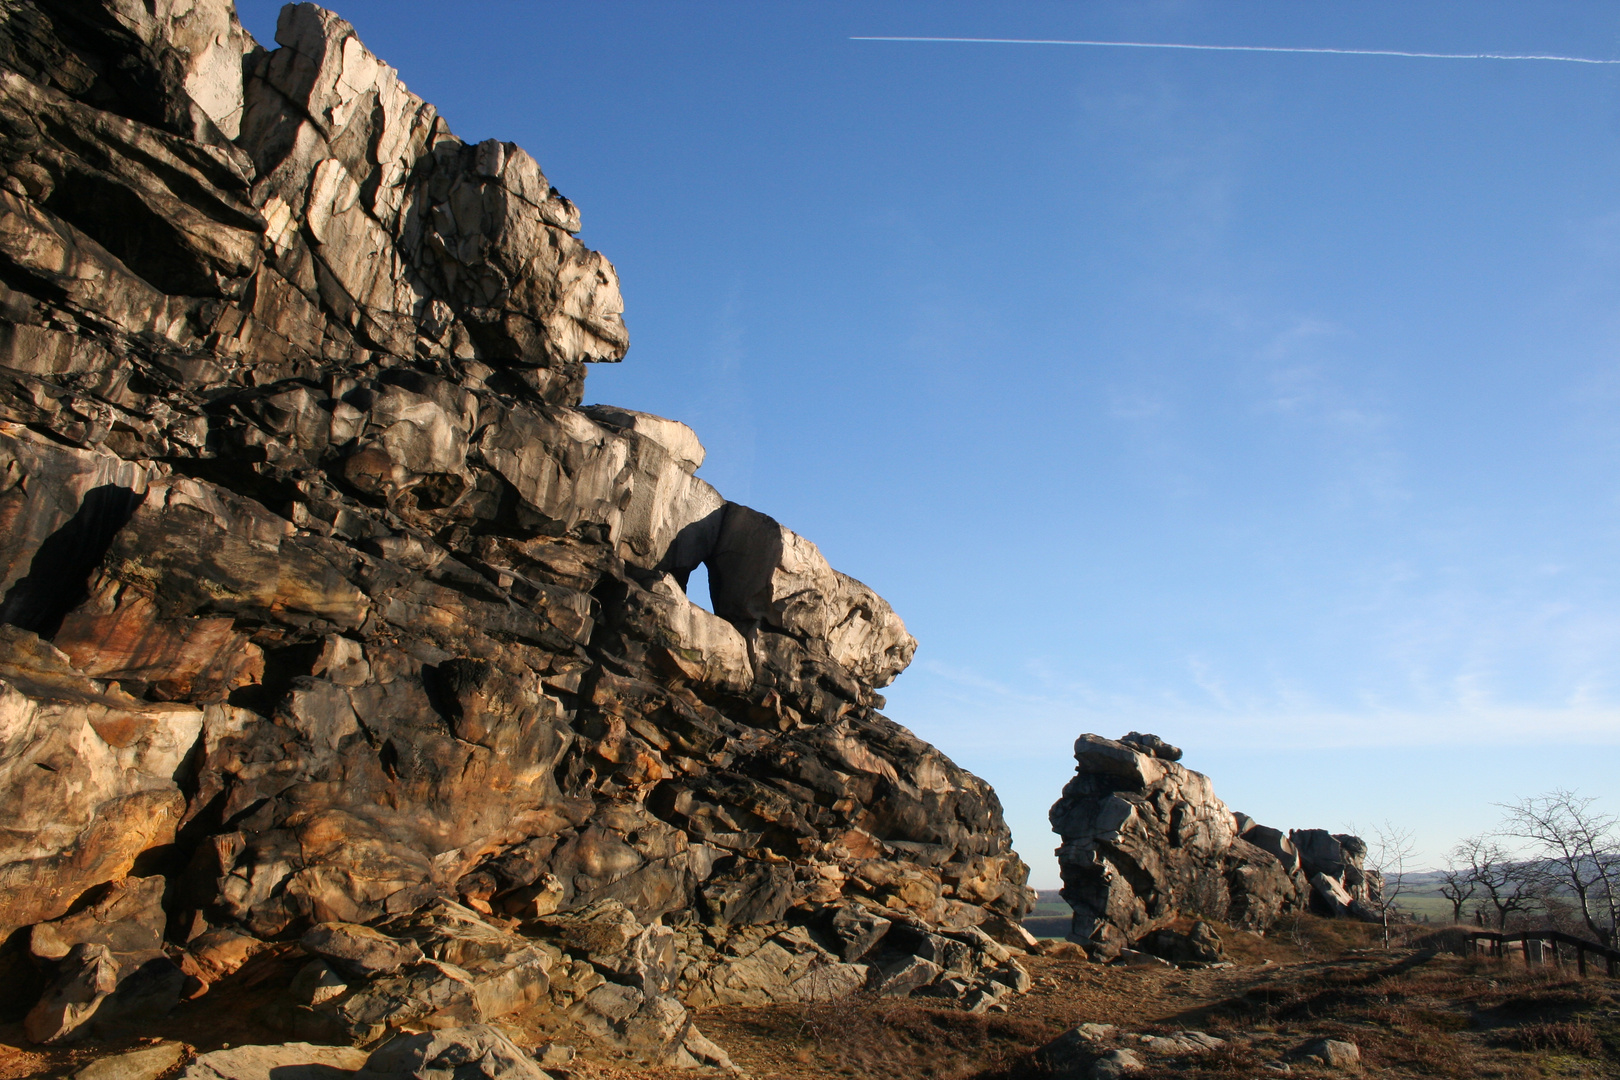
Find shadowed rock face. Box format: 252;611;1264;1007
1050;734;1379;960
0;0;1031;1042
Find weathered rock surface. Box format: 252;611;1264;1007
1039;1024;1225;1080
355;1024;551;1080
182;1025;561;1080
1050;734;1378;959
70;1041;188;1080
0;0;1033;1061
1295;1037;1361;1069
181;1042;369;1080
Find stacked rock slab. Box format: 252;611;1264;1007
1049;733;1378;960
0;0;1033;1054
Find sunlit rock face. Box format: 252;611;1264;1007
0;0;1032;1046
1050;733;1379;960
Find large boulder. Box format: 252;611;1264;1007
1050;733;1388;958
182;1042;369;1080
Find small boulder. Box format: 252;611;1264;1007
29;877;167;966
188;928;267;981
961;979;1011;1014
289;960;349;1007
90;956;186;1035
1092;1049;1143;1079
25;943;119;1044
537;899;642;958
180;1042;369;1080
70;1042;187;1080
1144;1031;1225;1054
700;862;794;926
357;1024;546;1080
503;873;563;919
679;1024;736;1071
887;925;972;974
873;955;941;997
1036;1024;1116;1077
818;904;892;962
989;958;1032;993
578;981;643;1026
301;923;424;980
1297;1038;1360;1068
533;1043;575;1068
1138;921;1224;965
318;946;549;1044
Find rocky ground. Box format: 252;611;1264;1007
4;917;1616;1079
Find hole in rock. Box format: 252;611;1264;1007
684;562;713;613
0;484;144;638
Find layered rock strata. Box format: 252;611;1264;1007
0;0;1033;1057
1050;733;1379;960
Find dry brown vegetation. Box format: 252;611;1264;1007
695;916;1620;1080
2;915;1618;1079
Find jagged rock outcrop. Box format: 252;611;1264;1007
0;0;1033;1058
1050;733;1379;960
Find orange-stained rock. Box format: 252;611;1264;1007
0;627;201;940
55;586;255;700
0;0;1034;1040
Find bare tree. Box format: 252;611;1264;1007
1436;851;1476;924
1368;821;1416;948
1455;834;1540;931
1498;789;1620;944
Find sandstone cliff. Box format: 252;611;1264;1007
0;0;1033;1058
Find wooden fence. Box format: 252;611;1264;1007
1467;929;1620;978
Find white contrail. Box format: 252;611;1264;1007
850;36;1620;65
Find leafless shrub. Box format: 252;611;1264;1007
1498;789;1620;945
1454;834;1543;930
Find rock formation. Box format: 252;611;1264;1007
1050;733;1380;960
0;0;1033;1060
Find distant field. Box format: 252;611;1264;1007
1393;875;1469;925
1023;890;1068;939
1394;894;1458;922
1023;916;1070;939
1021;885;1474;937
1028;889;1068;917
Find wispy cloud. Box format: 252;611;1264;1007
898;655;1620;757
852;37;1620;66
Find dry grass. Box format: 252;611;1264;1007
5;919;1619;1080
702;999;1052;1080
1504;1020;1604;1055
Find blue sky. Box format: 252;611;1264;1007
237;1;1620;887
